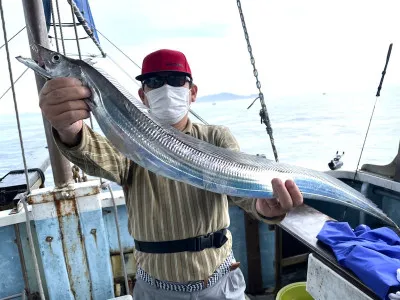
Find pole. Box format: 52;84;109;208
21;0;73;187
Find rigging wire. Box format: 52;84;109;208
189;109;209;125
96;29;141;69
0;67;29;102
353;43;393;180
107;53;140;87
0;26;25;50
54;0;65;54
48;34;90;41
0;1;45;299
49;0;60;52
49;21;80;27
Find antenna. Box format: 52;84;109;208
354;43;393;180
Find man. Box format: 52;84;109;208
39;49;303;299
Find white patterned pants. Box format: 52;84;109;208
132;268;246;300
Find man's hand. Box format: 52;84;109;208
39;77;91;146
256;178;303;219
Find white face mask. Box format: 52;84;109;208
145;85;191;125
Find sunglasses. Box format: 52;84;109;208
143;75;191;89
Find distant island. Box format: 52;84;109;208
197;93;258;102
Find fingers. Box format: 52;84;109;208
265;197;279;207
47;100;89;117
271;178;293;210
256;179;304;219
40;77;83;95
52;110;91;128
40;86;91;107
38;78;92;136
285;179;303;207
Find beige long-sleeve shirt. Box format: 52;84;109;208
54;119;284;282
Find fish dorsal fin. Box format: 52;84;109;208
83;58;96;66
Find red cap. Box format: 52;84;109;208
135;49;192;81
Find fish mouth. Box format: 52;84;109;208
15;55;52;79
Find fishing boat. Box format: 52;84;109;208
0;1;399;300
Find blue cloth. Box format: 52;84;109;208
317;221;400;300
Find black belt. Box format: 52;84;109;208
134;229;228;254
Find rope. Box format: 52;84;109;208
70;2;82;59
54;0;65;54
236;0;279;162
97;29;141;69
0;1;45;299
66;0;106;57
0;26;25;50
49;0;60;52
0;68;29;102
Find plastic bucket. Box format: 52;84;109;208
276;282;314;300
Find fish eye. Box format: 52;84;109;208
52;55;60;63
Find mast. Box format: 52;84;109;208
21;0;73;187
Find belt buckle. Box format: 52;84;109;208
206;231;214;246
196;232;213;251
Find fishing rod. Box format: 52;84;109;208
353;43;393;181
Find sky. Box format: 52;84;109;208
0;0;400;114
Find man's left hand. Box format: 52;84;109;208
256;178;303;219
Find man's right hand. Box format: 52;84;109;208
39;77;91;147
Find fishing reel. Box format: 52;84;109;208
328;151;345;170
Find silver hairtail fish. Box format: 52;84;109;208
16;44;399;230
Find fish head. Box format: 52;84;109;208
33;43;82;78
16;43;82;79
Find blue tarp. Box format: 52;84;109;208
317;221;400;300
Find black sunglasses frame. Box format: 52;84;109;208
142;74;192;89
